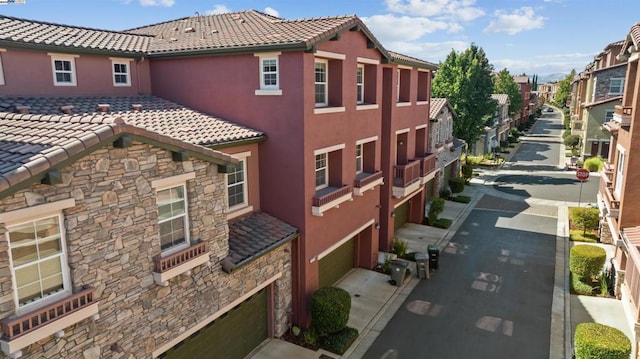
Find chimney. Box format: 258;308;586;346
96;104;110;113
14;105;30;114
60;105;74;114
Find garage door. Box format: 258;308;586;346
444;162;455;187
318;237;355;289
162;289;267;359
393;201;409;232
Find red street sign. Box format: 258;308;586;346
576;168;590;181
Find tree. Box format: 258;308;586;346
554;69;575;108
432;44;496;153
571;207;599;236
564;134;581;150
493;69;523;117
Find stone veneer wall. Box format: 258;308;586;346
0;141;291;358
593;65;627;101
435;147;463;192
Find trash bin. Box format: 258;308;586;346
415;252;428;279
390;259;410;286
427;245;440;270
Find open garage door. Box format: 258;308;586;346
318;237;355;288
162;289;267;359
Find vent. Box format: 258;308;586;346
60;105;74;114
131;104;142;111
96;104;110;113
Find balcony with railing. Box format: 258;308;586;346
0;287;99;358
392;160;421;198
312;184;353;216
599;174;620;218
353;171;383;196
153;241;210;286
613;105;633;126
413;153;437;184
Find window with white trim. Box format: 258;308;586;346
260;57;278;89
604;109;615;123
355;144;363;173
112;59;131;86
397;68;411;102
609;78;624;94
356;65;364;104
315;153;328;189
227;159;247;209
315;60;328;106
7;215;69;308
615;149;625;196
157;185;189;253
50;55;77;86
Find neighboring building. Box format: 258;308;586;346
570;40;625;159
514;76;533;127
125;12;439;327
599;22;640;349
429;98;464;193
0;16;298;358
491;94;512;143
539;82;559;103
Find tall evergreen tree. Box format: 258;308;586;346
493;69;523;117
554;69;576;108
432;44;496;152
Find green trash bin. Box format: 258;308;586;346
390;259;410;286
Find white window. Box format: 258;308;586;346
227;159;247;209
7;215;70;309
609;78;624;94
111;59;131;86
157;185;189;253
49;54;77;86
0;51;5;86
604;110;615;123
356;64;364;104
615;149;625;196
315;60;328;107
356;144;363;173
261;58;278;89
315;153;328;189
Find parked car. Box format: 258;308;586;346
546;107;554;112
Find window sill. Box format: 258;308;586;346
314;106;346;115
255;89;282;96
152;241;210;286
416;100;429;106
0;287;99;359
312;185;353;216
396;102;412;107
356;104;379;111
53;83;77;87
226;205;254;220
353;171;383;196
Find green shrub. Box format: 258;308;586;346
569;230;598;243
320;327;359;355
500;140;509;148
428;197;445;225
462;164;474;184
570;272;594;295
432;218;452;229
507;136;518;143
450;195;471;203
381;255;392;274
570;207;600;236
574;323;631;359
439;187;451;199
311;287;351;335
584;157;604;172
449;177;465;193
302;327;318;346
570;245;606;282
392;238;408;258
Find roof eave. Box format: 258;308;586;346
206;135;267;150
146;42;308;58
0;40;147;58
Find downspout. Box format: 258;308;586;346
135;57;144;95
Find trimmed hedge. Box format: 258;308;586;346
311;287;351;335
570;245;606;281
450;195;471;204
432;218;452;229
320;326;359;355
570;272;594;296
574;323;631;359
449;177;465;193
428;197;445;225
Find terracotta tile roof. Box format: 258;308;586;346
0;111;238;198
222;211;298;272
584;96;622;109
623;226;640;247
0;96;264;147
0;15;151;54
429;97;455;119
388;50;438;70
491;94;510;105
513;76;529;84
126;10;387;57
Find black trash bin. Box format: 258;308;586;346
415;252;428;279
427;245;440;270
390;259;410;286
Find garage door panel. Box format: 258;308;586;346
393;201;409;232
164;289;267;359
318;238;355;289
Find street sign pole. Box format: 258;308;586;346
575;168;590;207
578;180;584;207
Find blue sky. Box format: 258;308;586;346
1;0;638;79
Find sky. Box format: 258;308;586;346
1;0;639;81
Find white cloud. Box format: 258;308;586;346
363;14;454;43
484;7;545;35
263;7;279;17
206;4;231;15
140;0;174;7
493;53;588;75
385;0;485;22
385;40;469;64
